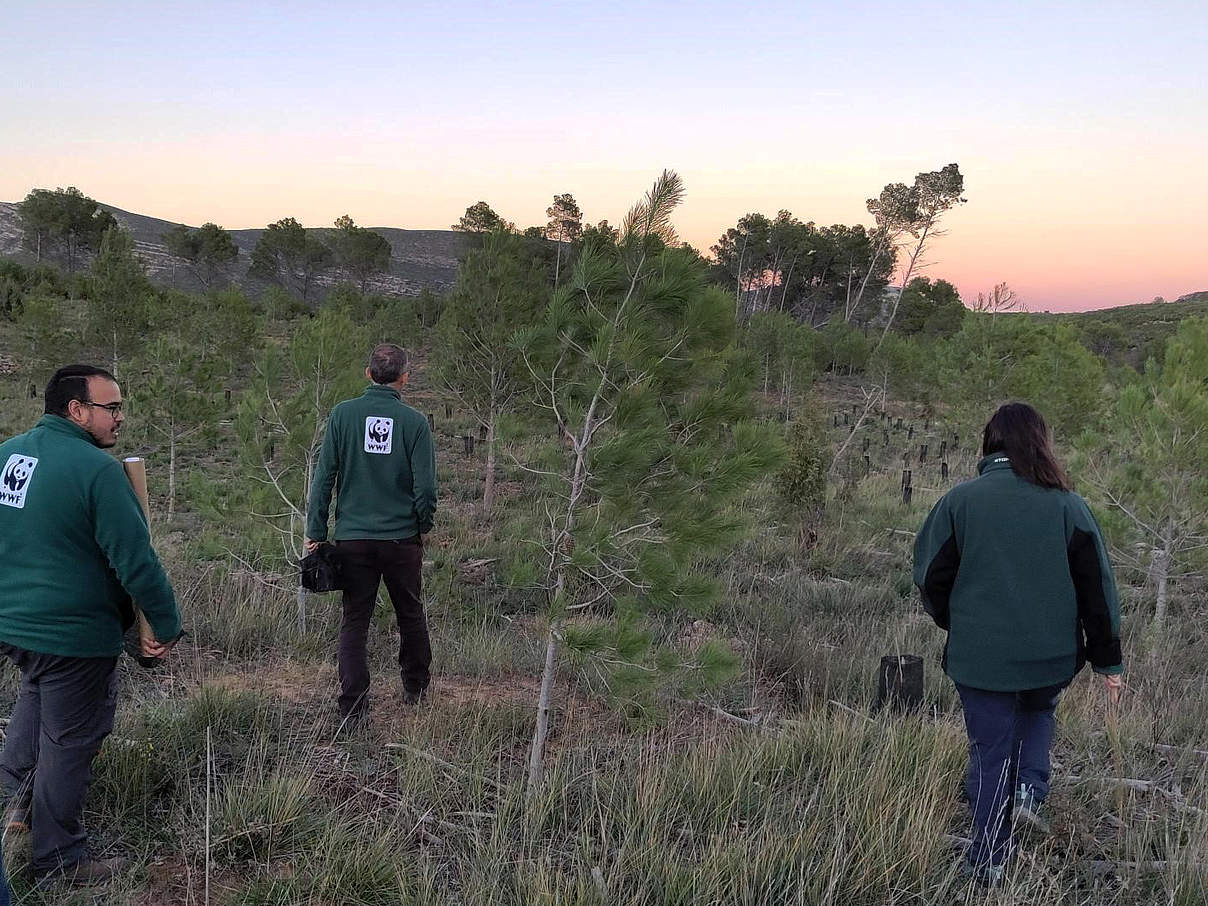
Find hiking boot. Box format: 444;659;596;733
1012;783;1050;834
3;800;30;834
37;855;126;887
958;858;1005;888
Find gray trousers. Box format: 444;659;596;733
0;644;118;873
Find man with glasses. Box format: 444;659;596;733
0;364;181;887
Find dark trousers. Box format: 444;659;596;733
0;645;118;873
955;681;1065;869
336;538;430;716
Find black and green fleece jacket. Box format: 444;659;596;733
0;415;181;657
306;384;437;542
913;454;1123;691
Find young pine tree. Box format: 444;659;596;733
432;229;549;516
517;171;783;794
1078;318;1208;629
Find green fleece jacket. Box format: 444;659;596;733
0;415;181;657
913;454;1123;691
306;384;437;542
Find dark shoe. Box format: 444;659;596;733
38;855;126;887
3;801;30;834
402;687;428;706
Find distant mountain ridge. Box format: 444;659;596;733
0;199;469;298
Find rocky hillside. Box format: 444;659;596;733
0;200;468;298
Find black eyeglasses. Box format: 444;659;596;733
82;400;123;416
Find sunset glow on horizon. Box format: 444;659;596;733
2;0;1204;313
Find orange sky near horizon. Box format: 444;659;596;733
3;145;1201;313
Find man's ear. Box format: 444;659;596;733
399;372;409;386
365;366;373;382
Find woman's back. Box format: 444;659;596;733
914;453;1119;691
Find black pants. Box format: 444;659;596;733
336;538;430;716
0;644;118;873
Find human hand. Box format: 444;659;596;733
141;635;176;659
304;538;320;553
1104;673;1123;706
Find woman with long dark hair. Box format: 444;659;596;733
913;402;1124;884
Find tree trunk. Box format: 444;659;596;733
482;410;497;517
779;255;799;311
873;223;931;355
734;238;748;322
526;627;558;798
1153;533;1173;629
296;583;307;634
553;232;563;288
168;427;177;519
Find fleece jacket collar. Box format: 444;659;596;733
35;414;99;446
977;454;1012;476
362;384;403;401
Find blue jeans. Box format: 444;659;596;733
955;681;1066;868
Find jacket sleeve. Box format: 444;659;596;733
91;462;182;643
409;417;437;534
1067;495;1123;675
913;494;960;630
306;412;340;542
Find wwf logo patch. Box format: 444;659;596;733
0;454;39;509
364;417;394;454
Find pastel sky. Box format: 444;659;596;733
2;0;1204;312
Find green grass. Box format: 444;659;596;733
0;311;1206;904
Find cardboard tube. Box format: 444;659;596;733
122;457;157;648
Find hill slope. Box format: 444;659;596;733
0;199;469;298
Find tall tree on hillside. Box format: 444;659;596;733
872;163;966;353
330;215;392;294
1078;319;1208;629
712;212;771;321
89;226;160;375
162;222;240;288
844;182;918;324
519;171;781;794
545;193;583;286
433;228;549;515
452;201;512;234
248;217;332;301
18;187;117;271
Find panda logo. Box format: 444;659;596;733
364;417;394;454
0;454;38;509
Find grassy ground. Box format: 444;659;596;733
0;331;1204;904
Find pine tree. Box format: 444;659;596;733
517;171;783;794
1078;318;1208;628
236;308;367;564
432;229;548;515
88;226;159;376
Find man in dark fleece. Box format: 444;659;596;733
0;364;182;887
306;343;438;719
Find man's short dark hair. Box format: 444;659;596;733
44;364;116;417
368;344;409;384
